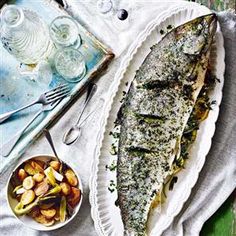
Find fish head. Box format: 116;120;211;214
175;14;217;55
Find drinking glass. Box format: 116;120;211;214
49;16;81;49
54;47;86;82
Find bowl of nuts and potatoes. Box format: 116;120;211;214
7;154;83;231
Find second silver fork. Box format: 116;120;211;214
1;101;61;157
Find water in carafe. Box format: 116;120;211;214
0;5;53;64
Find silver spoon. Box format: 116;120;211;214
63;83;97;145
43;129;65;173
63;108;96;145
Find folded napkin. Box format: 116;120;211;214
0;1;235;236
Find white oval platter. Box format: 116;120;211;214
89;2;225;236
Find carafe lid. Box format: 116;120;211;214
1;5;24;28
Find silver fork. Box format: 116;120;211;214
1;101;61;157
0;84;70;124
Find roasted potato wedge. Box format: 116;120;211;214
33;173;45;182
67;187;81;208
28;207;40;218
21;190;35;205
40;208;56;219
65;169;78;187
24;162;37;175
18;169;28;181
50;161;61;172
60;182;71;196
23;176;35;190
31;161;44;173
34;160;45;168
24;161;44;175
33;214;55;226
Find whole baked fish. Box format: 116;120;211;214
117;14;217;236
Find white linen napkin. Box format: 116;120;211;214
0;1;235;236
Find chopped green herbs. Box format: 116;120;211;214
108;180;116;193
109;131;120;139
110;143;118;155
108;187;115;193
160;29;165;35
159;25;174;36
120;97;126;103
170;70;218;190
106;161;117;171
167;24;173;30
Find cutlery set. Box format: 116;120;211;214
0;83;97;156
0;84;70;123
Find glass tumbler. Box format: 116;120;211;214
54;47;86;82
49;16;81;49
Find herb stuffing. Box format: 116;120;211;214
166;69;219;191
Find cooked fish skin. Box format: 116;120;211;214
117;14;217;236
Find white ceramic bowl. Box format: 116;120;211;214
7;154;83;231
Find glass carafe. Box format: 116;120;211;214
0;5;53;64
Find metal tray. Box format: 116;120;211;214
0;0;114;173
